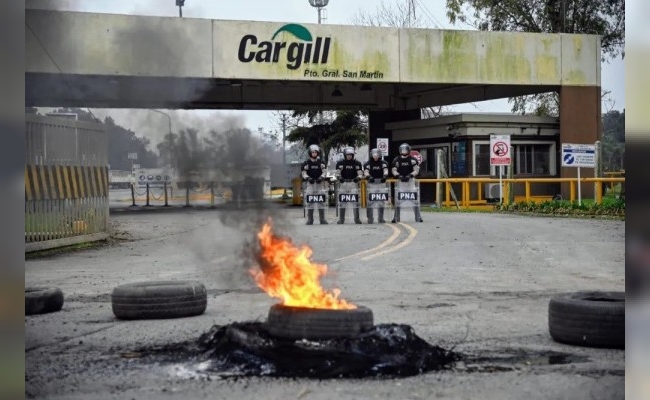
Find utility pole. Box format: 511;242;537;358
281;113;289;199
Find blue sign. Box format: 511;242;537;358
561;143;595;168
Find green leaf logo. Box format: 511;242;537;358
271;24;313;42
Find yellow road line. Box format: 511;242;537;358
334;223;402;262
361;222;418;261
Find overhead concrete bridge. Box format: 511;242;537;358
25;9;602;177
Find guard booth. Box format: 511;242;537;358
25;114;109;251
385;113;562;204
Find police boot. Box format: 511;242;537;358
392;207;400;223
366;207;373;224
378;207;386;223
353;208;362;224
306;209;314;225
318;209;328;224
414;206;423;222
337;208;345;224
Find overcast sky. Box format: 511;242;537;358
28;0;626;147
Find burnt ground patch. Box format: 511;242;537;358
120;322;460;379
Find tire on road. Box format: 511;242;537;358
266;304;374;340
25;287;64;315
111;280;207;320
548;290;624;349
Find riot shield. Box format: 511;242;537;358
303;181;329;211
336;180;360;212
366;181;390;209
395;180;420;209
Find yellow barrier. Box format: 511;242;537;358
414;177;625;208
292;176;625;209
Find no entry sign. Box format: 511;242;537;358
490;134;511;166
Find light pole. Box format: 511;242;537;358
281;113;290;199
308;0;329;24
149;109;172;164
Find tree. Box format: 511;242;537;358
445;0;625;116
285;110;368;167
601;109;624;171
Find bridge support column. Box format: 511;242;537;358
559;86;601;199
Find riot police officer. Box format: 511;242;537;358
363;148;389;223
335;147;363;224
391;143;423;223
301;144;328;225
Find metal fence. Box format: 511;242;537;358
25;114;109;252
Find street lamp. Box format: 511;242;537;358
175;0;184;17
149;109;172;166
308;0;329;24
281;113;290;199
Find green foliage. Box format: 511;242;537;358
496;197;625;216
285;110;368;166
601;109;625;171
445;0;625;116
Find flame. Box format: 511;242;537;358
249;220;356;310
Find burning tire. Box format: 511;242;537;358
548;290;624;349
266;304;373;340
25;287;64;315
111;280;207;320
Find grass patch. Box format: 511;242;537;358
496;197;624;217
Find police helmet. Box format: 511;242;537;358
370;148;381;158
308;144;320;156
344;147;355;158
399;143;411;156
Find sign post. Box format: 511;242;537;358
377;138;389;158
561;143;596;205
490;134;511;202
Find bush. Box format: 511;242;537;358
496;198;624;216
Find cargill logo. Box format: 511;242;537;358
238;23;331;70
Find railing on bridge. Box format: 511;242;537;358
25;114;109;252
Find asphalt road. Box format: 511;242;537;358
25;206;625;400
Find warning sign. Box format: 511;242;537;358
490;134;511;166
410;150;422;165
377;138;389;157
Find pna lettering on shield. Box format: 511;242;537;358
398;192;417;201
306;194;327;203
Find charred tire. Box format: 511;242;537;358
25;287;64;315
111;280;207;320
266;304;374;340
548;291;625;349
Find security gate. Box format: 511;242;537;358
25;114;109;252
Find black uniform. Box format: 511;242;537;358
335;158;363;224
363;159;389;223
301;157;328;225
335;159;363;181
301;158;325;182
391;155;423;223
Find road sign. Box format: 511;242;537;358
377;138;389;157
410;150;422;164
136;168;172;187
127;152;138;160
561;143;595;168
490;134;511;165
